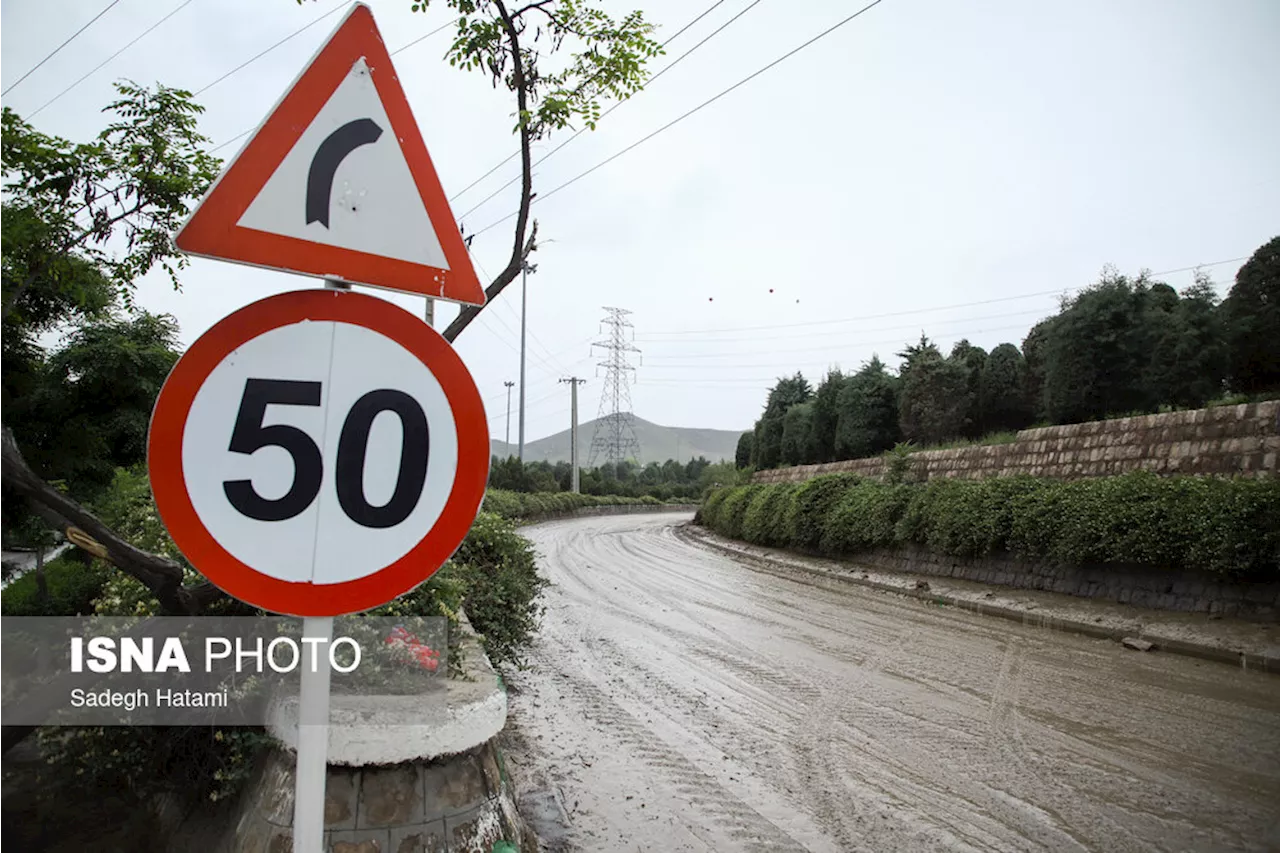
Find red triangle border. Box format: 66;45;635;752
176;3;485;306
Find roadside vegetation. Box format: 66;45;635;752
482;487;689;520
699;473;1280;580
2;0;665;829
739;237;1280;472
487;453;744;501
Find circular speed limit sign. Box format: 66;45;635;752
148;289;489;616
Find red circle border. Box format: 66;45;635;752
147;289;489;617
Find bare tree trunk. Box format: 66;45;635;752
1;426;223;616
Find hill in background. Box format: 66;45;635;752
491;416;745;465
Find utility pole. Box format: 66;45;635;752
560;377;586;492
518;260;536;463
503;381;515;449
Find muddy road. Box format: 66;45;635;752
504;512;1280;852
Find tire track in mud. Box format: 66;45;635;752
516;515;1280;853
546;659;806;851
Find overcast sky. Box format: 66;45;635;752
3;0;1278;448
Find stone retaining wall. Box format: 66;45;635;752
754;400;1279;484
855;544;1280;620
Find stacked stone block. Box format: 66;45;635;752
753;400;1279;485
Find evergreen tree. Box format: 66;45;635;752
897;337;970;444
809;368;846;463
734;431;754;469
1222;235;1280;393
780;402;815;466
979;343;1033;433
834;356;900;459
948;339;987;437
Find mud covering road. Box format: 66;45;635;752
503;512;1280;852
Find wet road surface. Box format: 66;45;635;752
506;512;1280;852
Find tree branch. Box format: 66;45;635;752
2;199;145;322
1;425;208;616
443;220;537;343
442;0;537;345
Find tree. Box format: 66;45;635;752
2;85;221;617
979;343;1032;433
1;86;220;320
948;339;986;437
1222;235;1280;393
9;312;180;503
809;369;845;463
780;402;815;466
752;372;812;469
1021;319;1053;423
1041;269;1154;423
734;431;753;469
834;356;900;459
897;337;969;445
1142;274;1226;408
391;0;662;343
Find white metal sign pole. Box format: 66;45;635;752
293;615;334;852
291;273;347;852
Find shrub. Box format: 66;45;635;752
1;555;109;616
482;488;658;521
700;487;732;528
717;485;764;540
784;474;860;551
747;483;798;547
740;484;796;546
446;511;547;668
820;481;911;555
705;471;1280;579
34;725;274;806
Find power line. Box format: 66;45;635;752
209;16;458;154
635;323;1043;374
193;1;347;97
3;0;122;96
635;260;1247;338
641;308;1055;357
468;249;574;376
456;0;766;220
27;0;198;119
468;0;888;238
448;0;733;204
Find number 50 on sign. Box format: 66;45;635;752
147;289;489;617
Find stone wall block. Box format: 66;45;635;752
326;769;360;830
388;822;447;853
445;804;505;852
479;745;503;799
422;756;487;819
359;766;424;829
330;828;391;852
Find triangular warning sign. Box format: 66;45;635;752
176;3;485;305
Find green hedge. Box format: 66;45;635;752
698;472;1280;579
1;555;109;616
482;489;680;521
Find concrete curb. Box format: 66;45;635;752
678;524;1279;674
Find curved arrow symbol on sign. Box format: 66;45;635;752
305;118;384;228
